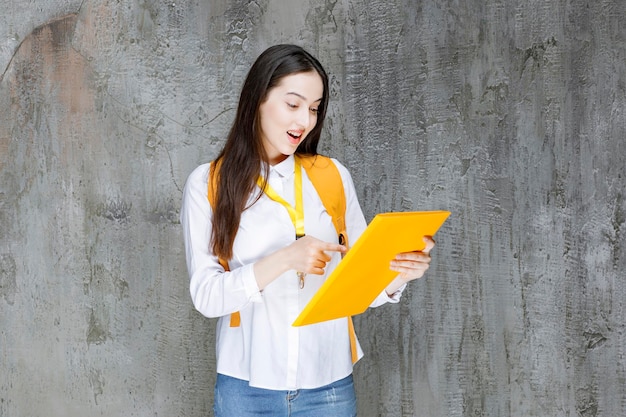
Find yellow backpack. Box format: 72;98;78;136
208;154;358;364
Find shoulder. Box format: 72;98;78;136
186;162;212;183
300;154;352;178
328;157;350;175
183;162;212;195
315;155;357;194
180;163;213;220
327;157;356;186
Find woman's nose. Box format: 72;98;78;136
296;108;313;129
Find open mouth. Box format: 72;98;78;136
287;130;303;143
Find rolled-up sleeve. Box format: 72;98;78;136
180;163;262;318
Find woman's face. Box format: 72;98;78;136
258;71;324;165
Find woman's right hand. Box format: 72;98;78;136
284;235;347;276
253;235;346;290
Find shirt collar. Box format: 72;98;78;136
270;154;295;178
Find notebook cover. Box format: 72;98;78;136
292;210;450;326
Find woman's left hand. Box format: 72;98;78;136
389;236;435;283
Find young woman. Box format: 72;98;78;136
180;44;435;417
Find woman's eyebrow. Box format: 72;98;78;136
286;92;323;102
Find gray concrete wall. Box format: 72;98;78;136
1;0;624;416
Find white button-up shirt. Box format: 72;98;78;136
180;155;403;390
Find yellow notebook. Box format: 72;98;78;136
293;210;450;326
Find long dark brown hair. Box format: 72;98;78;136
211;44;330;260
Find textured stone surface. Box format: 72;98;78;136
1;0;624;416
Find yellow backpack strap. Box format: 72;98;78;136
208;161;241;328
299;154;358;364
299;155;348;247
347;315;358;364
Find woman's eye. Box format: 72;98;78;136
310;108;319;114
287;103;298;109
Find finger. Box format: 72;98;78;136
389;261;430;277
309;264;328;275
394;251;431;263
318;251;332;263
319;242;347;253
313;259;327;269
391;259;431;270
422;236;435;254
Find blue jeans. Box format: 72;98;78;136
213;373;357;417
